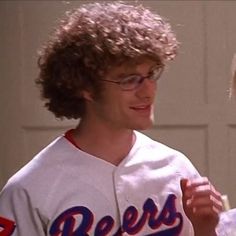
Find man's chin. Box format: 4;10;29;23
135;120;154;131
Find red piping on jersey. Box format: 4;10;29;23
64;129;81;149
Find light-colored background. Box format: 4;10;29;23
1;1;236;207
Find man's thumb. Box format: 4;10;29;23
180;178;188;194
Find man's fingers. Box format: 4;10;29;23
185;177;209;188
180;178;188;194
185;195;223;212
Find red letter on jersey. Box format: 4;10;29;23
0;216;16;236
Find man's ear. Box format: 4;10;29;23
81;90;94;101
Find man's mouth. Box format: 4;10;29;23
130;104;152;112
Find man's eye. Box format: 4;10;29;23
121;75;139;85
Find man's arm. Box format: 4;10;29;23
0;183;46;236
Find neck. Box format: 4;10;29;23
72;119;136;166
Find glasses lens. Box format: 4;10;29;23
150;66;164;81
120;65;164;90
120;75;141;90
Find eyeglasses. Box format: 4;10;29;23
100;65;164;91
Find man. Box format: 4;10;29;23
0;2;222;235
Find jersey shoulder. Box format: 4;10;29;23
133;131;200;178
1;135;76;192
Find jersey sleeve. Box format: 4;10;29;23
168;149;201;182
0;181;46;236
216;208;236;235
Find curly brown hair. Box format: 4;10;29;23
36;1;179;119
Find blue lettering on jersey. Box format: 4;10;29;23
49;194;183;236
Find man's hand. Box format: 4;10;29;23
180;177;223;236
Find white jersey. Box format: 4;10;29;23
0;131;200;235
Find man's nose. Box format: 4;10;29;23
135;78;157;99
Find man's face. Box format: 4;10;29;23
86;58;161;131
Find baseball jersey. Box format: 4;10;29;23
216;209;236;235
0;130;200;235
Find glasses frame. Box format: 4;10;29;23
100;64;165;91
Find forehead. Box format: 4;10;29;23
105;57;158;79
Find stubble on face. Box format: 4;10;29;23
86;58;158;132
